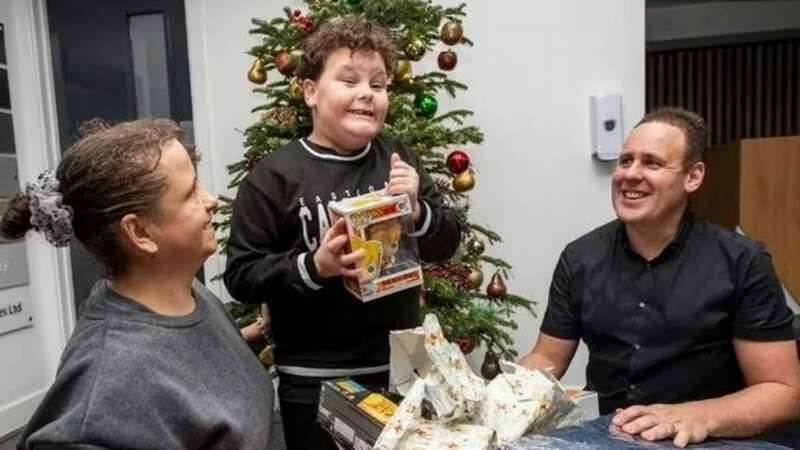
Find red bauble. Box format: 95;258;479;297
486;272;507;299
446;150;470;174
437;50;458;71
457;336;476;355
275;51;297;76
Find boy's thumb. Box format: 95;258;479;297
390;153;401;164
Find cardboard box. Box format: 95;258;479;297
318;378;397;449
328;192;422;302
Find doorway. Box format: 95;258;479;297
46;0;195;307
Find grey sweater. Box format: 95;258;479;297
18;280;273;450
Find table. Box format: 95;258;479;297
505;415;800;449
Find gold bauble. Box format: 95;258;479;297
288;78;304;100
468;239;485;256
441;21;464;46
481;348;500;380
467;267;484;290
452;169;475;192
404;39;426;62
394;59;413;83
247;58;268;84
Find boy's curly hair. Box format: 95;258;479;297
298;16;396;81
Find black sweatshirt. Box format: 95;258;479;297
224;137;461;381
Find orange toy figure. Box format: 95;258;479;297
366;218;403;270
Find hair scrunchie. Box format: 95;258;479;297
26;170;74;247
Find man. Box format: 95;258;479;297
521;107;800;447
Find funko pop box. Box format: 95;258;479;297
328;191;423;302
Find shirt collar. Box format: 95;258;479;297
619;208;695;261
300;138;372;162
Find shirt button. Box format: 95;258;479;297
634;343;642;351
638;302;646;308
629;384;636;390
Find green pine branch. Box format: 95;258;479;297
218;0;537;364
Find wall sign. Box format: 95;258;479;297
0;290;32;335
0;241;31;335
0;241;28;289
0;155;19;196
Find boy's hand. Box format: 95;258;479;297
313;218;365;279
241;317;267;342
388;153;421;221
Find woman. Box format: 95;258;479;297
1;119;273;449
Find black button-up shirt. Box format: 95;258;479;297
541;213;794;414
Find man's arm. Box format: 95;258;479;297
614;339;800;447
709;338;800;435
519;332;579;379
614;248;800;447
520;248;581;379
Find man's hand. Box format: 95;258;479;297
387;153;421;221
613;403;714;448
313;218;365;278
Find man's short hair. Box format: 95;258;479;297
636;107;708;166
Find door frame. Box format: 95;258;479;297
0;0;74;438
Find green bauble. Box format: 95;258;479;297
414;93;438;119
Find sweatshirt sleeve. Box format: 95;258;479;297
224;175;328;304
404;146;463;262
19;327;162;450
18;329;104;450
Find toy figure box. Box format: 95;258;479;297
328;191;423;302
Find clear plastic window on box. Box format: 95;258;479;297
328;191;423;302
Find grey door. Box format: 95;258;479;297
46;0;194;308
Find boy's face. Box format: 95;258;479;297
303;48;389;153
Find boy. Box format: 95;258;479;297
224;17;462;450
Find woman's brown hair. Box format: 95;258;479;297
0;118;197;276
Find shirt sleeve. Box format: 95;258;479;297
733;247;795;341
540;249;582;340
224;176;328;304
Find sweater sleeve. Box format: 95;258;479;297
18;329;105;450
18;327;172;450
404;146;463;262
224;175;328;304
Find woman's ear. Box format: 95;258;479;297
119;214;158;257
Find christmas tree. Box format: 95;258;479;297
219;0;535;374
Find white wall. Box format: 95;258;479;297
185;0;645;387
185;0;280;299
0;0;75;438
